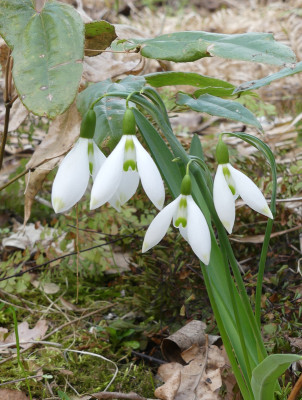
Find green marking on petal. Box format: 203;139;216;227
229;184;236;195
89;161;93;175
53;198;65;213
175;217;187;228
88;141;94;155
223;165;236;195
125;138;135;151
123;160;137;171
179;197;187;208
223;166;231;177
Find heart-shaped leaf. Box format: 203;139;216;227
0;0;84;118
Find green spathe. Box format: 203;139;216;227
123;108;136;135
180;174;192;195
216;136;229;164
80;110;96;139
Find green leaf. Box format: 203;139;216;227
0;0;34;48
132;108;182;197
57;390;71;400
145;71;235;97
123;340;140;349
77;76;146;144
234;61;302;93
112;31;296;65
251;354;301;400
177;93;263;130
85;20;117;57
0;0;84;118
189;134;204;160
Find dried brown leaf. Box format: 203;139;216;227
155;364;181;400
1;320;48;350
155;345;225;400
0;389;29;400
24;102;81;223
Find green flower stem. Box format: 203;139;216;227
217;225;267;360
10;307;32;400
255;218;274;327
125;91;141;108
201;265;253;400
93;91;268;390
220;242;253;380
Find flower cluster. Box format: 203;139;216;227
52;109;273;265
213;136;273;234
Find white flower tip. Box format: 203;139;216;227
155;196;165;210
142;241;150;253
90;197;99;210
222;221;233;234
201;253;210;266
263;206;273;219
52;198;66;214
112;200;121;212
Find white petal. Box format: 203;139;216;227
186;196;211;265
142;196;180;253
213;164;236;234
90;136;126;210
109;170;140;211
132;136;165;210
179;225;188;242
51;138;90;213
91;141;106;181
228;164;273;219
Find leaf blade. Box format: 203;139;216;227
177;93;262;130
251;354;302;400
112;31;296;65
8;0;84;118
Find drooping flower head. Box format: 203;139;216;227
90;108;165;211
213;135;273;234
142;173;211;265
51;109;106;213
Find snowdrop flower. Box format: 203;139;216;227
52;110;105;213
90;108;165;211
142;174;211;265
213;136;273;234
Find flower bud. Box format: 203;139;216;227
80;109;96;139
123;108;136;135
180;174;192;195
216;135;229;164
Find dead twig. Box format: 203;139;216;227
288;373;302;400
91;392;155;400
43;304;114;340
0;233;137;283
0;51;13;170
0;304;113;365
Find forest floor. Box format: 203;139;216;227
1;1;302;399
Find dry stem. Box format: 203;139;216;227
288;373;302;400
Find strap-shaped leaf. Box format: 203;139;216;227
145;71;235;97
251;354;301;400
177;93;263;130
0;0;84;118
132;108;182;197
234;61;302;93
112;31;296;65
